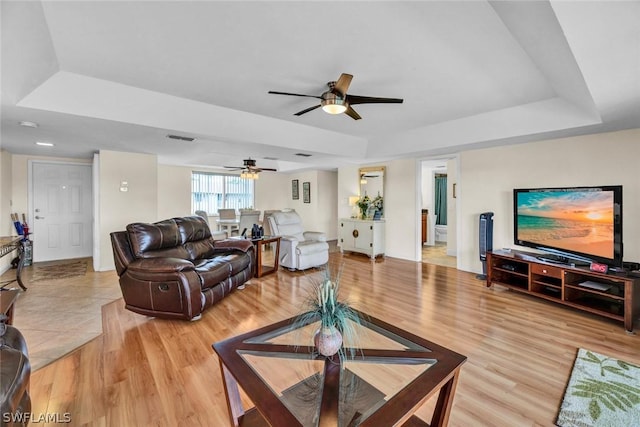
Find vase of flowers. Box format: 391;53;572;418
295;266;361;360
357;195;371;220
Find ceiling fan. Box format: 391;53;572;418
268;73;403;120
223;158;277;179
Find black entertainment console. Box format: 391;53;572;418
486;249;640;333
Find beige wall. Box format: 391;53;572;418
1;150;13;236
446;157;458;256
338;158;419;261
385;158;420;261
257;170;338;240
6;128;638;274
155;166;339;239
0;150;14;273
458;128;640;273
254;172;290;212
98;150;158;270
157;164;192;220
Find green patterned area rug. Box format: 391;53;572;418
557;349;640;427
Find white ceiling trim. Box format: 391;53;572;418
17;71;369;158
367;97;602;158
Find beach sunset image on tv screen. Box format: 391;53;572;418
516;189;614;259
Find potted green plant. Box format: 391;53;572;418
295;266;361;361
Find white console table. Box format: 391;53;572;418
339;218;385;260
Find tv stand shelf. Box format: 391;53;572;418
486;250;640;333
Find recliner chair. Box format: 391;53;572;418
235;210;261;237
267;211;328;270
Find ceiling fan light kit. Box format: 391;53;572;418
225;158;276;179
321;91;347;115
269;73;403;120
240;170;259;180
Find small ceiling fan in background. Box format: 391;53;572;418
224;158;277;179
268;73;403;120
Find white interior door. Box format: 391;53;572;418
32;162;93;262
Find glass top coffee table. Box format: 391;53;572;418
212;309;466;426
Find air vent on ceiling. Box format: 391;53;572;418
166;134;195;142
295;153;312;157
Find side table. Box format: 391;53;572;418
253;236;281;277
0;289;20;325
230;236;281;278
0;236;27;291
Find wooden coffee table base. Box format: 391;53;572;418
213;309;466;427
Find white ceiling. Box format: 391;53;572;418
2;1;639;173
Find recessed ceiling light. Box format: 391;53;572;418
36;141;54;147
19;121;39;128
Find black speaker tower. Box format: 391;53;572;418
477;212;494;280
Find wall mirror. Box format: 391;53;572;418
359;166;385;198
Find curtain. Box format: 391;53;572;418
435;176;447;225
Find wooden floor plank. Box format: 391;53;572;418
20;251;640;426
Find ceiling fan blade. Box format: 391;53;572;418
344;106;362;120
223;166;243;170
257;168;278;172
294;104;322;116
334;73;353;97
268;91;321;99
346;94;404;105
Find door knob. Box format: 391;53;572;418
35;216;45;219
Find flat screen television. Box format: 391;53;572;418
513;186;623;267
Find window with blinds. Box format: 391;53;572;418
191;172;255;214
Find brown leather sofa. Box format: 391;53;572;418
110;216;254;321
0;320;31;427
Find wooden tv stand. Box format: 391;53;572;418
486;250;640;333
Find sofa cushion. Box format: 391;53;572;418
175;216;218;260
183;239;216;261
194;252;251;289
175;216;211;243
127;219;182;257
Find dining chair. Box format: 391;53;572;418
235;210;261;236
218;209;237;220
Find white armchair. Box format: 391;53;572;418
267;211;329;271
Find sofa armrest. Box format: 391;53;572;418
127;257;195;274
303;231;326;242
213;239;254;253
280;235;302;242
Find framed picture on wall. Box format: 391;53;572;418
303;181;310;203
292;179;299;200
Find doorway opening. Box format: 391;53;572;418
420;159;457;268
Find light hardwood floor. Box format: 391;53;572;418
2;258;122;370
422;242;456;268
8;251;640;426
